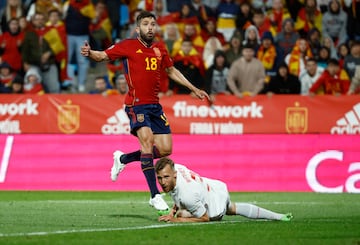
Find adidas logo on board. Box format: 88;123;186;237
330;103;360;134
101;106;130;135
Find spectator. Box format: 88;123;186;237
284;0;303;21
202;36;223;69
9;75;24;93
23;66;45;94
344;0;360;41
205;50;231;102
169;38;205;95
316;46;331;69
104;0;123;41
251;8;271;38
151;0;169;18
200;18;226;46
348;65;360;94
63;0;95;92
299;57;324;95
179;3;198;22
321;0;348;48
163;22;180;54
242;25;260;52
0;17;24;73
45;9;69;86
216;0;240;42
285;38;313;77
322;34;339;59
89;75;117;96
309;58;350;95
262;62;301;95
171;22;205;57
26;0;62;21
337;42;349;68
89;1;112;51
235;1;253;33
227;44;266;98
1;73;23;93
225;31;242;65
294;0;322;37
256;31;282;81
275;18;300;58
18;15;28;32
21;12;60;93
344;41;360;80
0;62;19;89
267;0;291;36
189;0;215;28
307;28;321;60
114;73;128;95
0;0;25;33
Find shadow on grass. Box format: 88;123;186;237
107;214;154;221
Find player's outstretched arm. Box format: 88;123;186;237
80;41;110;62
166;66;210;101
158;210;210;223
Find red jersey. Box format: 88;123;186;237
105;38;173;106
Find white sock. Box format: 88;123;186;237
235;203;283;220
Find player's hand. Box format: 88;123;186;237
80;41;91;57
194;89;210;101
158;214;175;222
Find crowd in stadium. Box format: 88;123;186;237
0;0;359;97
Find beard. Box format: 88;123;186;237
139;30;154;46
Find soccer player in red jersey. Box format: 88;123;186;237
81;11;209;212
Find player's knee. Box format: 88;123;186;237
159;146;172;157
226;202;236;215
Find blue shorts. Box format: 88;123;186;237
125;104;171;136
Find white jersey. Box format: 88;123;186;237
169;164;230;220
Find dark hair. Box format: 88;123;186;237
307;57;317;63
351;40;360;48
327;58;339;66
136;11;156;26
182;36;193;44
253;8;264;15
155;157;175;173
242;42;255;50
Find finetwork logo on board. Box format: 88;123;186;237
330;103;360;134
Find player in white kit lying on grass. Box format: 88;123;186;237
155;157;293;222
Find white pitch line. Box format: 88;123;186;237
0;220;247;238
0;200;348;205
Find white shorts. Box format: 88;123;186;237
205;178;231;221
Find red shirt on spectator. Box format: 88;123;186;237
0;30;24;72
309;69;350;95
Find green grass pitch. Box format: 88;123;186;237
0;191;359;245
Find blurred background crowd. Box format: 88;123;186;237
0;0;359;98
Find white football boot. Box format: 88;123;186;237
149;194;169;211
110;150;126;181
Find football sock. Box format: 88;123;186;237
120;150;141;164
235;203;284;220
120;146;162;164
140;153;159;198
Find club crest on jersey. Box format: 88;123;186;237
137;114;145;123
153;47;162;60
